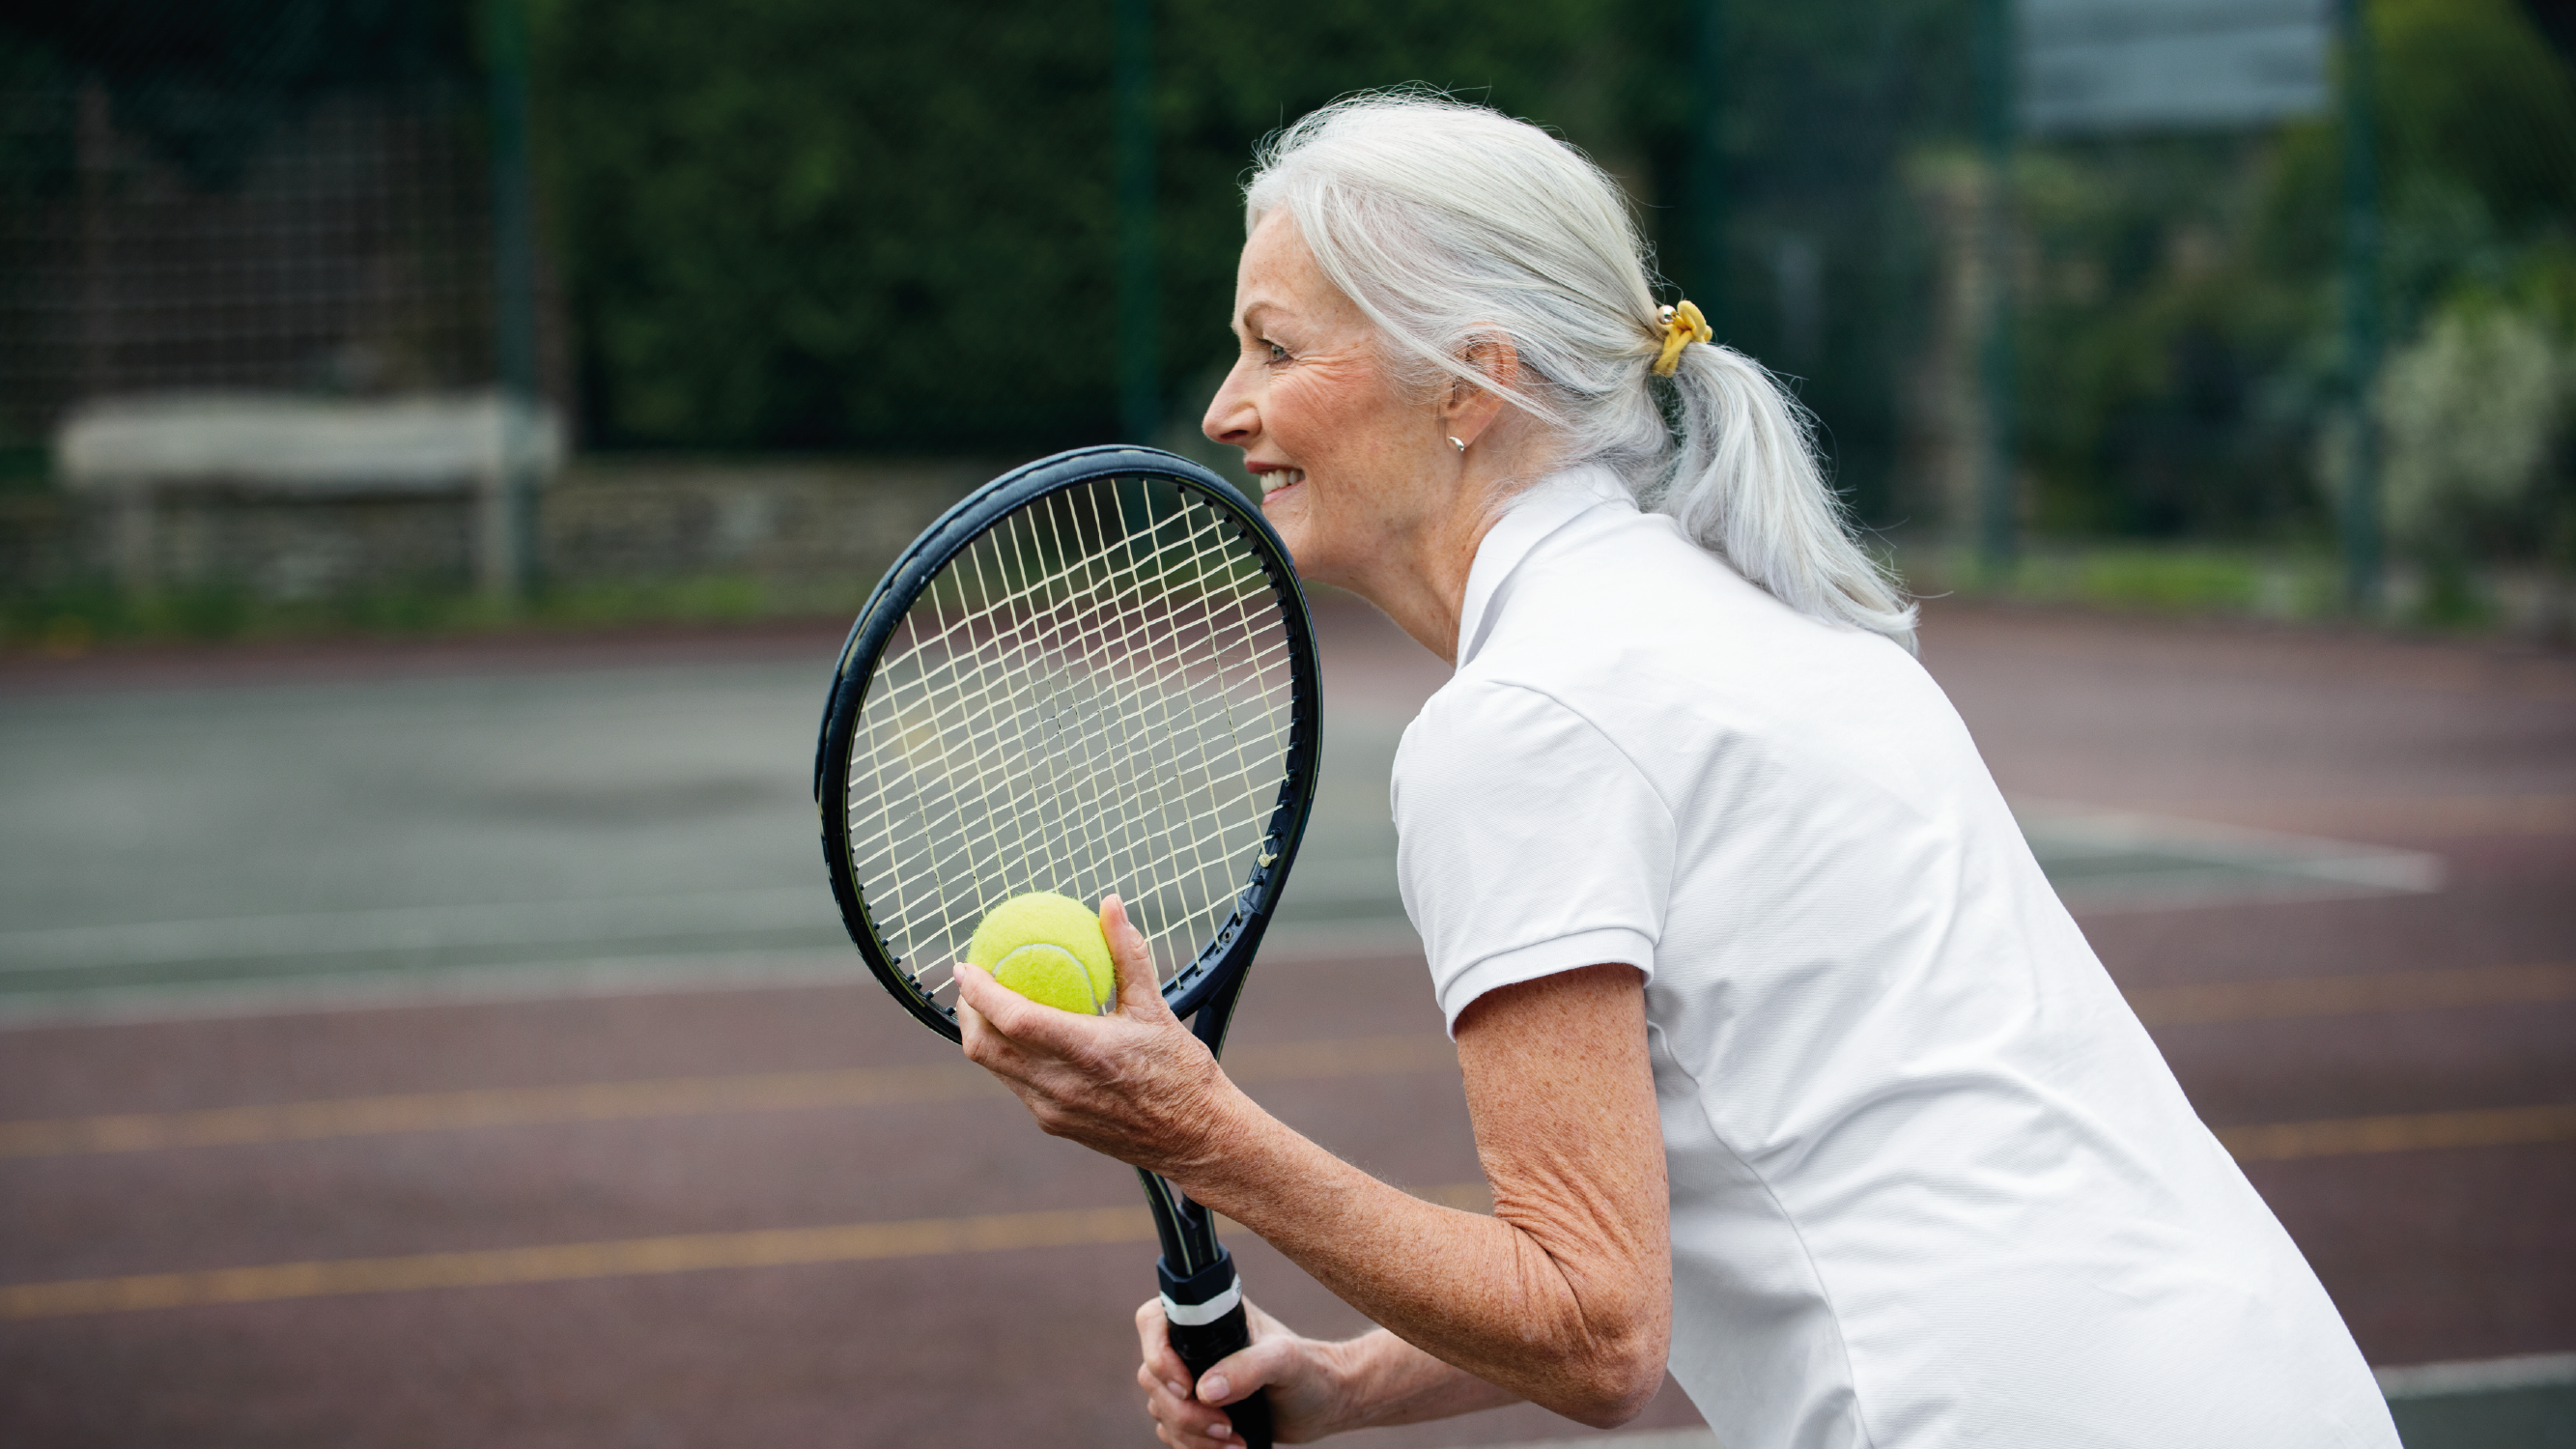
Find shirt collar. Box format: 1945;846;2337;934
1454;463;1632;668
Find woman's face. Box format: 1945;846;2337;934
1202;213;1456;593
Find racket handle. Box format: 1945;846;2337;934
1158;1249;1273;1449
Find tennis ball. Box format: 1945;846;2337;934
967;892;1117;1015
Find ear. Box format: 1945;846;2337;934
1442;328;1519;448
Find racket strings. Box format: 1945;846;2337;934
886;496;1287;984
845;476;1297;1009
912;501;1278;911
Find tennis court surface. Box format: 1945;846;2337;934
2;600;2569;1445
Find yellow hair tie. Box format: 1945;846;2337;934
1652;300;1713;377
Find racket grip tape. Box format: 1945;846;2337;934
1159;1249;1273;1449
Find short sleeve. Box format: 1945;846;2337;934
1392;679;1674;1035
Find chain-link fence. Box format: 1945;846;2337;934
4;0;2572;633
0;3;533;444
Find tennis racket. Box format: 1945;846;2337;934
814;444;1321;1449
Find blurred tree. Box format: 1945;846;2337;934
543;0;1645;453
2015;137;2315;538
2378;290;2569;553
1689;0;1976;525
4;0;471;186
537;0;1977;526
2011;0;2576;547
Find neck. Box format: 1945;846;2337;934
1352;509;1490;668
1345;448;1550;667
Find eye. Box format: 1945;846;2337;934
1263;340;1289;364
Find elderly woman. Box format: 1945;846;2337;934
952;94;2396;1448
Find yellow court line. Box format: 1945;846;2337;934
2124;961;2576;1028
4;1101;2571;1321
0;1206;1160;1321
0;1032;1460;1159
2218;1102;2576;1164
0;1182;1497;1321
13;1091;2576;1322
0;1062;1001;1158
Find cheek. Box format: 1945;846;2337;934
1273;363;1390;455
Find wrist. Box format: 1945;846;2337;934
1305;1330;1397;1437
1152;1071;1268;1201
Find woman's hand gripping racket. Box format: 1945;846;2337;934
814;446;1320;1449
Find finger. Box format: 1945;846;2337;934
953;960;1059;1050
1101;894;1175;1023
953;971;1076;1099
1136;1300;1246;1445
1135;1299;1192;1400
952;959;1006;1027
1194;1329;1296;1408
1153;1400;1238;1449
951;962;1010;1062
1140;1363;1237;1446
1155;1388;1240;1447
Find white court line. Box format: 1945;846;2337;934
0;862;1403;980
0;803;2447;1020
1484;1423;1720;1433
0;888;835;976
0;949;871;1030
2376;1351;2576;1399
0;805;2438;981
0;926;1433;1031
1469;1355;2576;1449
2017;798;2444;914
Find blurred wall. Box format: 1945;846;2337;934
0;457;993;605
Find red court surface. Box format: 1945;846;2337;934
1;600;2570;1446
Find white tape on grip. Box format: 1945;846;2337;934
1160;1277;1242;1328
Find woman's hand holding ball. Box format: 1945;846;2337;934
954;894;1237;1180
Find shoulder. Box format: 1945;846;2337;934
1397;674;1669;816
1478;505;1885;690
1436;507;1975;826
1483;510;1929;726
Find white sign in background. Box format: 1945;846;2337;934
2021;0;2333;136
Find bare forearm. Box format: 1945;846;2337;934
1173;1090;1661;1425
1327;1328;1521;1431
986;950;1670;1441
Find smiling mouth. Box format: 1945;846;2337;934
1259;468;1306;501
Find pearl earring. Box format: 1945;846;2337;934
1449;436;1467;453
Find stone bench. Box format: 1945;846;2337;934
57;392;563;596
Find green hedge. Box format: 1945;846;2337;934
539;0;1972;516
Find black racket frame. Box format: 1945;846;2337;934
813;444;1318;1447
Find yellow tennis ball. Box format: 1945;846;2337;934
967;892;1116;1015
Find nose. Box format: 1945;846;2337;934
1203;359;1258;448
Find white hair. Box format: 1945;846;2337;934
1244;91;1918;649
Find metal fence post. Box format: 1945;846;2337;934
1115;0;1160;444
485;0;541;603
2338;0;2383;613
1976;0;2020;578
1689;0;1727;337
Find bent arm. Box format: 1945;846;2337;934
1179;964;1671;1428
957;903;1670;1434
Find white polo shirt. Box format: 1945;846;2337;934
1391;467;2395;1449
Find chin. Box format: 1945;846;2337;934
1260;487;1307;547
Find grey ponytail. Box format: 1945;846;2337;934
1661;343;1918;646
1247;90;1917;651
